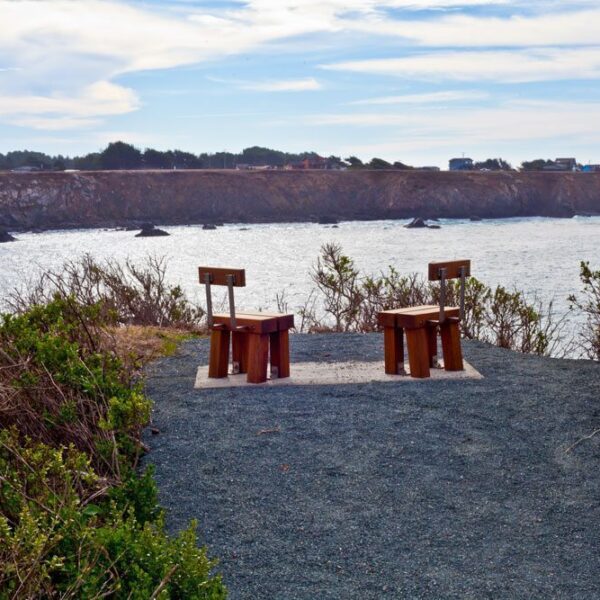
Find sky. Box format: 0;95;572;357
1;0;600;168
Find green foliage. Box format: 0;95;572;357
0;294;226;597
0;297;149;476
0;430;225;599
568;261;600;360
520;158;554;171
367;157;392;170
344;156;364;169
473;158;513;171
305;243;566;356
100;141;143;170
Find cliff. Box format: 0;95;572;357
1;169;599;230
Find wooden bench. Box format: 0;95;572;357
199;267;294;384
377;260;471;378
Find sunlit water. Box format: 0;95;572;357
2;217;599;337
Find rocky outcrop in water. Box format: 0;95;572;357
135;223;169;237
0;170;599;230
0;229;16;242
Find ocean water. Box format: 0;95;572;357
1;217;599;326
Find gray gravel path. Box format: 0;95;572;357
142;334;600;599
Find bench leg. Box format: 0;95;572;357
270;329;290;379
208;329;230;378
440;321;463;371
426;323;438;367
405;327;430;378
384;326;404;374
247;333;269;384
232;331;248;374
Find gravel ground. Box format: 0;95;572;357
142;334;600;599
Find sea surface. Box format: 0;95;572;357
2;216;599;332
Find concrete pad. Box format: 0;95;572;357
194;359;483;388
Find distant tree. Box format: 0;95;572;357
239;146;286;167
392;161;413;170
171;150;202;169
73;152;101;170
474;158;513;171
99;141;143;170
520;159;554;171
345;156;364;169
368;157;392;170
143;148;171;169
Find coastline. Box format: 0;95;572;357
1;169;600;232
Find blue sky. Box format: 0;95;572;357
1;0;600;168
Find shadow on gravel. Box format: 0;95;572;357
142;334;600;599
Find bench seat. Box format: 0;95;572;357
378;306;460;329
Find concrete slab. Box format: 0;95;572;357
194;359;483;388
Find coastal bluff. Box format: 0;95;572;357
1;169;599;230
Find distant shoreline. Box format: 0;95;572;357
1;170;599;232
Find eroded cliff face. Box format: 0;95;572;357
0;169;598;230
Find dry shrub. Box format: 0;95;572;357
7;254;204;329
295;243;569;357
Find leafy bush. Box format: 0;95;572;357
0;297;226;597
569;261;600;360
300;243;567;356
0;297;148;478
0;430;225;599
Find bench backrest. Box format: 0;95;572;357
428;260;470;281
198;267;246;287
428;260;471;321
198;266;246;328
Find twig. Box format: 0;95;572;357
564;428;600;453
257;426;281;436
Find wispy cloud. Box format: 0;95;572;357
350;90;489;105
242;78;322;91
0;81;140;130
324;47;600;83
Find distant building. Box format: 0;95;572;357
449;158;473;171
582;164;600;172
543;158;578;171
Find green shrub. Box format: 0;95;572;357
568;261;600;360
0;296;149;478
0;296;226;597
302;243;566;356
0;429;225;599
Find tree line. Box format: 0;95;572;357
0;140;571;172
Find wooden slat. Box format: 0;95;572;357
428;260;471;281
199;266;246;287
395;306;459;329
213;312;294;334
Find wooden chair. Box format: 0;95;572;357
377;260;471;378
199;267;294;384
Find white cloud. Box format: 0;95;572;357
1;0;600;133
305;100;600;145
324;47;600;83
350;90;489;105
242;78;322;91
346;8;600;47
0;81;140;130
